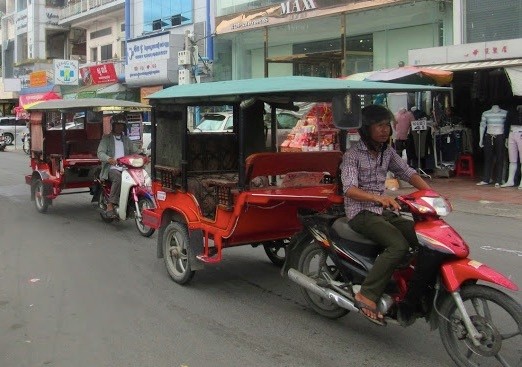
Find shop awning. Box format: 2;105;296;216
428;58;522;71
19;91;61;109
505;67;522;96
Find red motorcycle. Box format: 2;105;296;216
92;154;156;237
283;189;521;367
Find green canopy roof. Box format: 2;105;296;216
25;98;150;112
148;76;450;104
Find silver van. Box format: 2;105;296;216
0;116;28;145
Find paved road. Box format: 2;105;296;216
0;150;520;367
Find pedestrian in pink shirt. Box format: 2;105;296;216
393;107;415;157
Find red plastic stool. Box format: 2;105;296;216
455;154;475;178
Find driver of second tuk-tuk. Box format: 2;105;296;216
97;113;139;218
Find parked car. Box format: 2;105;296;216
0;116;28;145
194;111;301;149
194;113;233;132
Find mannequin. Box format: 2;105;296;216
477;105;507;187
501;105;522;188
394;107;415;157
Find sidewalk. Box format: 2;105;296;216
391;177;522;220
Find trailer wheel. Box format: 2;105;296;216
33;178;50;213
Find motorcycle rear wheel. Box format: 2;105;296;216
297;239;349;319
97;190;114;223
439;284;522;367
135;196;155;237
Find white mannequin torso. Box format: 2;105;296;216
480;105;507;136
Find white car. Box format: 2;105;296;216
194;113;233;132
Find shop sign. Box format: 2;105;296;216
29;71;48;87
411;119;427;131
216;0;400;34
127;33;173;63
280;0;317;15
15;10;28;35
410;39;522;66
80;63;118;85
125;59;178;86
53;59;79;86
45;9;60;26
447;39;521;62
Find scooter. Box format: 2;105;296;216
283;189;521;367
92;154;156;237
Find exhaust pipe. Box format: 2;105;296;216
288;268;359;312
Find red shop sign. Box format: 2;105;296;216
80;63;118;85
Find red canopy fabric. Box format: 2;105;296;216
19;91;61;109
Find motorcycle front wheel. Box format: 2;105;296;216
135;196;155;237
297;239;349;319
439;284;522;367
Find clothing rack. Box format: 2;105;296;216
433;124;473;170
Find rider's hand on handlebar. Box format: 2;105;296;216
108;157;117;165
374;195;400;211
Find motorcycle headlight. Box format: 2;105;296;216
128;157;144;168
420;196;452;216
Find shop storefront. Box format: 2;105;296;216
409;38;522;158
213;0;453;81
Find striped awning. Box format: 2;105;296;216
428;58;522;71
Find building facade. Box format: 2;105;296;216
0;0;212;110
409;0;522;160
212;0;454;81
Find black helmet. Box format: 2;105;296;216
358;104;393;143
110;113;127;126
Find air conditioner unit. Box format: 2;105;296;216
152;19;163;31
171;15;182;26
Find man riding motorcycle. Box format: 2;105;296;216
97;114;139;218
340;104;431;324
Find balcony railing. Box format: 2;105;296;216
60;0;124;21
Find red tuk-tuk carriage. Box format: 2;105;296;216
24;98;149;214
141;76;449;284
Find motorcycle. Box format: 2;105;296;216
283;189;521;367
91;154;156;237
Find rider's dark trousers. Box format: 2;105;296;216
108;169;122;205
349;210;419;303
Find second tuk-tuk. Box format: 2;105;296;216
141;76;450;284
24;98;150;219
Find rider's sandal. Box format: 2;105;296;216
354;299;386;326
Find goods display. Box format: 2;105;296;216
280;103;340;152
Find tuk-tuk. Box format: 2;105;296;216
141;76;449;284
24;98;149;213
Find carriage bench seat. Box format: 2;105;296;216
245;151;343;187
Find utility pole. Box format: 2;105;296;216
178;30;199;85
